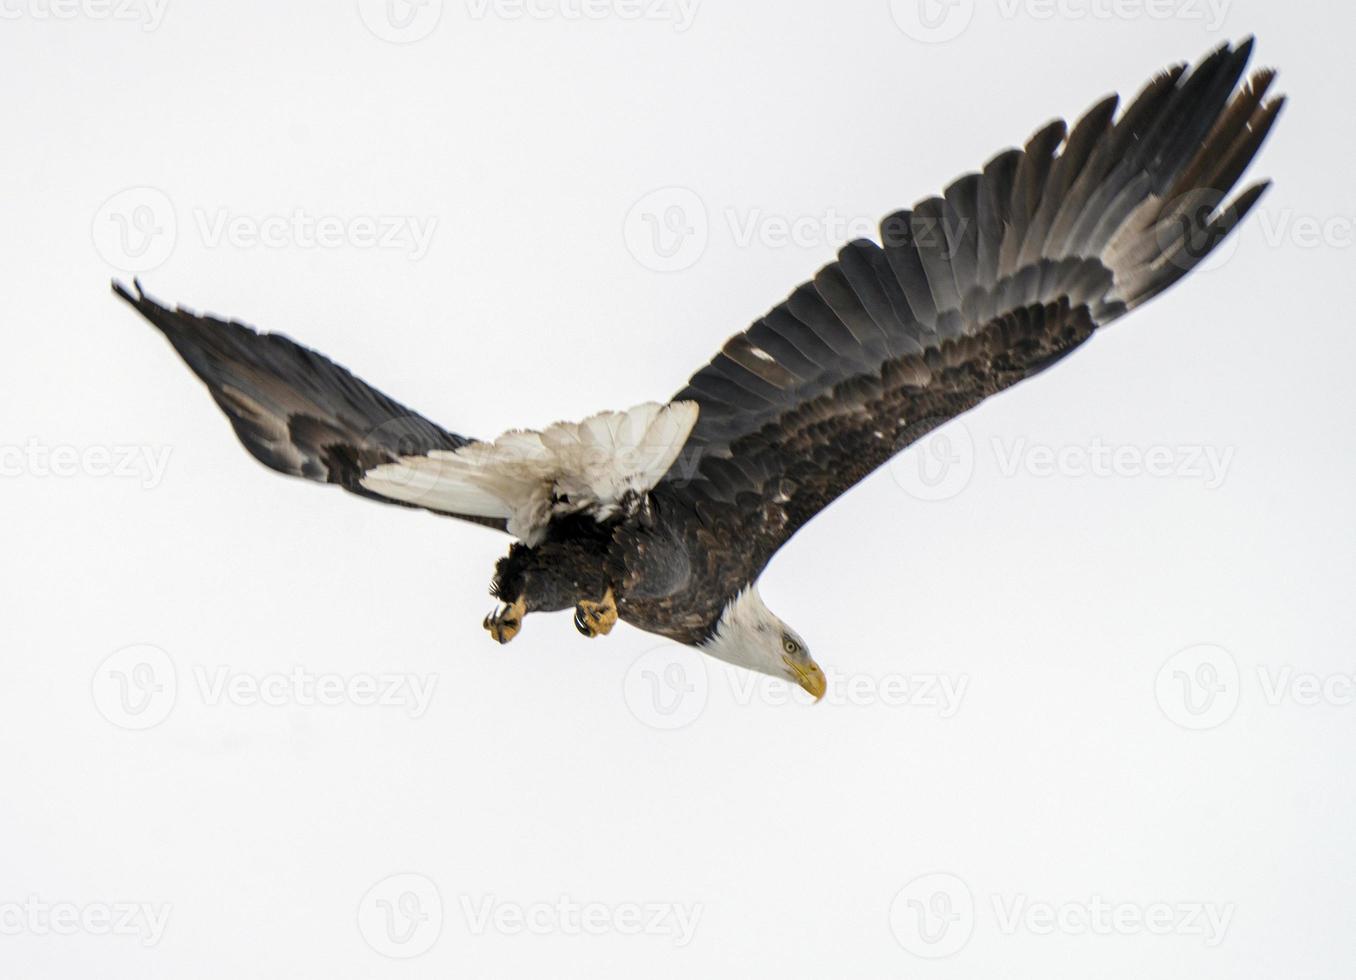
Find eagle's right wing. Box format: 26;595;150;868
660;39;1281;576
115;280;509;531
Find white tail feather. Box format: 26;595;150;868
360;401;698;543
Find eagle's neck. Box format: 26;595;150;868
698;585;775;668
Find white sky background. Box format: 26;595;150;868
2;1;1354;977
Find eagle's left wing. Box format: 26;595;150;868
660;40;1281;576
117;280;699;542
114;280;510;531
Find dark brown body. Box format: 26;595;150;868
491;485;758;647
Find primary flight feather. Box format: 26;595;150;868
115;40;1283;699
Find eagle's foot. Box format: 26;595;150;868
483;597;527;645
573;588;618;638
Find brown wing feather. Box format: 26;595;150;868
663;40;1282;582
114;281;508;532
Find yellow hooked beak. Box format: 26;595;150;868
787;658;827;702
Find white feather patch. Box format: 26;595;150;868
360;401;699;543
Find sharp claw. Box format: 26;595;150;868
574;589;618;640
484;598;526;645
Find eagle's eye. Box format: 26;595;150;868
782;637;799;656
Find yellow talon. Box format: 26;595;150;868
483;597;527;645
574;588;618;638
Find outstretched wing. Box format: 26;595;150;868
661;39;1282;578
114;280;508;531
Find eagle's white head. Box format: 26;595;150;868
699;585;827;701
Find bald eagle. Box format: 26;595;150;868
115;40;1281;700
